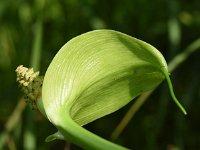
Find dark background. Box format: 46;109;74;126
0;0;200;149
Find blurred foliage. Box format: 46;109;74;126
0;0;200;150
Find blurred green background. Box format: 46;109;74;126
0;0;200;149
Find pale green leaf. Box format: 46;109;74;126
42;30;171;126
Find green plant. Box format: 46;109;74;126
16;30;186;150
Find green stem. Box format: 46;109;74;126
162;70;187;115
110;91;153;141
30;19;43;70
55;112;129;150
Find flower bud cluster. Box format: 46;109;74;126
16;65;43;109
